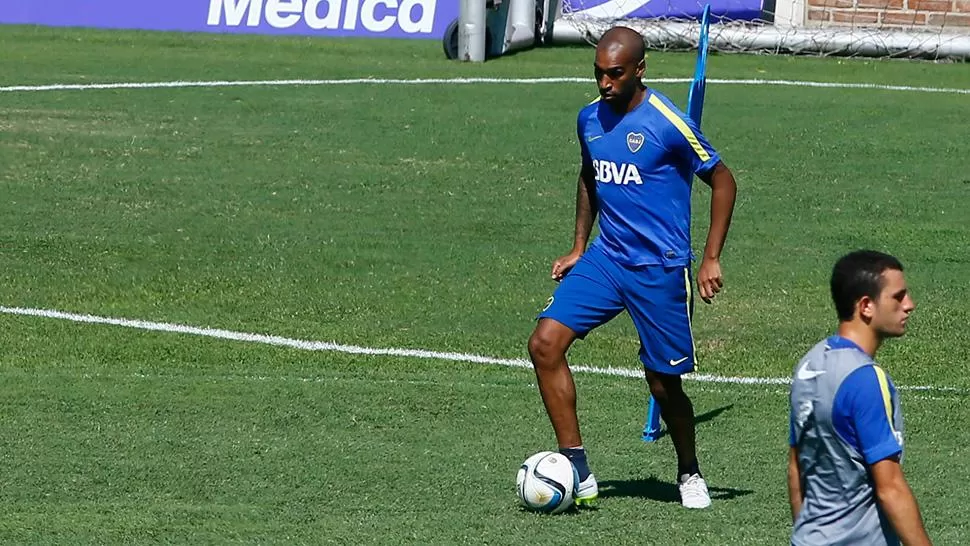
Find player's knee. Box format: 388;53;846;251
648;380;670;403
528;329;566;368
648;374;685;403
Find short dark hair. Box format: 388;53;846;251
830;250;904;321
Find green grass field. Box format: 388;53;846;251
1;25;969;544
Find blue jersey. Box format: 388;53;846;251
577;90;721;267
789;336;904;546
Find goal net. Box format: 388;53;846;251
548;0;970;59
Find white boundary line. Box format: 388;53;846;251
0;306;961;393
1;77;969;94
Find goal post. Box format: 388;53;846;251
547;0;970;59
449;0;538;60
448;0;970;60
458;0;488;61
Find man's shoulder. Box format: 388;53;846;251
636;90;704;149
577;99;600;124
831;359;893;412
799;338;833;361
792;337;871;380
644;88;676;107
641;89;687;120
824;336;876;368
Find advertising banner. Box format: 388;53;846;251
562;0;766;22
0;0;458;40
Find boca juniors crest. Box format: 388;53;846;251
627;132;644;153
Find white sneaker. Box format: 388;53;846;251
574;473;598;507
678;473;711;509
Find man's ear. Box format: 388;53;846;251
858;295;875;321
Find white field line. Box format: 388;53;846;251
0;306;961;393
10;370;950;401
1;77;969;94
110;374;965;401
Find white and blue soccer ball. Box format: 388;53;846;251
515;451;579;514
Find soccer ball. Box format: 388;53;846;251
515;451;578;514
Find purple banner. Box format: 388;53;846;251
0;0;457;39
563;0;765;22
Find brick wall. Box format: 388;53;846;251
806;0;970;28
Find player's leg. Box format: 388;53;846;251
644;370;709;508
529;318;602;505
528;318;582;448
528;248;624;506
624;264;710;508
645;371;697;473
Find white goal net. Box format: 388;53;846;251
548;0;970;59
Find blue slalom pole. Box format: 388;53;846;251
643;3;711;443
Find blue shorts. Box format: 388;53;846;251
537;245;697;375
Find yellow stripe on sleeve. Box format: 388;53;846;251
647;94;711;162
872;366;894;425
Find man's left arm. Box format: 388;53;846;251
696;162;737;303
654;98;738;303
841;367;930;545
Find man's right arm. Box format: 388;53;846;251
871;458;932;546
552;169;596;281
552;115;598;281
573;112;597;254
572;168;597;253
787;446;802;522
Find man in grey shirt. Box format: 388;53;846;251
788;250;931;545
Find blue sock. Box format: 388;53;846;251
559;447;591;481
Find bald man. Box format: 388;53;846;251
527;26;738;509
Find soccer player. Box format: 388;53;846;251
788;250;931;545
526;26;738;509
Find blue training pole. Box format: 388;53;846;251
643;3;711;443
686;4;711;124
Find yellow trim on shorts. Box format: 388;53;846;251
684;267;697;367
